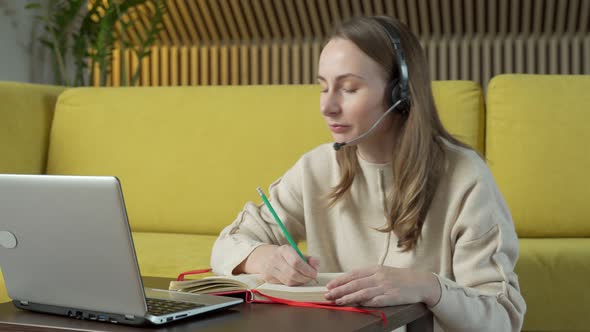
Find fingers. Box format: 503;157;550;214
279;246;317;279
325;275;375;300
274;260;310;285
263;245;319;286
333;286;386;306
264;274;282;284
324;266;419;307
326;280;404;307
326;266;377;289
307;256;321;271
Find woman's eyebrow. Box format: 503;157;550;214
316;73;366;82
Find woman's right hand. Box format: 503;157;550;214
236;244;320;286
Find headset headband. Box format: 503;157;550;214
375;18;411;107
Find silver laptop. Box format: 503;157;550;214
0;174;242;326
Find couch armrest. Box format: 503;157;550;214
0;82;64;174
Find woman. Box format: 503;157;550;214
211;16;526;331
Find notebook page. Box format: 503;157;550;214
256;273;342;293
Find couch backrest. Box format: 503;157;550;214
0;82;64;174
47;81;483;235
486;74;590;237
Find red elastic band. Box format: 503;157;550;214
176;268;212;281
250;289;387;327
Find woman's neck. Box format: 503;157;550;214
356;135;395;164
356;117;401;164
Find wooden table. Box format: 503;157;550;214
0;277;433;332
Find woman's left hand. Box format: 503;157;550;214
324;265;441;307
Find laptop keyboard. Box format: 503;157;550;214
146;298;205;316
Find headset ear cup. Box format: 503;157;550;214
388;79;410;114
388;79;400;108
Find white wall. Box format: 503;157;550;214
0;0;52;84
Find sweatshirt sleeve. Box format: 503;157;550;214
210;160;305;276
428;175;527;331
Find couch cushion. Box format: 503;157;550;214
0;82;64;174
47;82;483;235
48;85;328;235
517;238;590;331
432;81;484;153
486;74;590;237
131;232;216;278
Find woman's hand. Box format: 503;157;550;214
324;265;441;307
237;244;320;286
261;244;320;286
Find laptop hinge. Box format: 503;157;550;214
124;314;135;320
19;300;29;306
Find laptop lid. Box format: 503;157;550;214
0;174;149;318
0;173;244;325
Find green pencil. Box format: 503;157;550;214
256;187;307;262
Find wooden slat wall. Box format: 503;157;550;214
425;34;590;91
97;0;590;87
103;35;590;88
105;39;324;86
133;0;590;41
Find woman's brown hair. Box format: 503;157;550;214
326;16;471;251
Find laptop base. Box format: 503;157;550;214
13;300;150;326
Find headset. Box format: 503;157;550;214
377;17;411;112
333;17;411;151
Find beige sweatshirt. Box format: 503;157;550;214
210;141;526;331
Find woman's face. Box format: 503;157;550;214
318;38;391;148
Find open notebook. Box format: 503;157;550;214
169;270;388;325
169;273;343;304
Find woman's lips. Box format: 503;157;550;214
329;124;350;133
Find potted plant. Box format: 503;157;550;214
25;0;166;86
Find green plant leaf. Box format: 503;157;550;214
33;15;49;22
25;3;42;9
39;38;53;48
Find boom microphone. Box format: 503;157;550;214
332;99;404;151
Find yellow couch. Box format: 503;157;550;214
486;75;590;331
0;75;587;331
